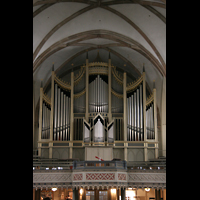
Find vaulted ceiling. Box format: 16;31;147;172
33;0;166;112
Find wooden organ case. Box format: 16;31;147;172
38;52;158;161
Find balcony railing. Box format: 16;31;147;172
33;159;165;171
73;160;127;170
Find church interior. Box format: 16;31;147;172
33;0;166;199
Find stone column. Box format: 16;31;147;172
35;189;41;200
121;188;125;200
73;188;79;200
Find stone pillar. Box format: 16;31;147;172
121;188;125;200
155;189;161;200
35;189;41;200
73;188;79;200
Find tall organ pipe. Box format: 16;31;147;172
54;84;57;140
66;96;69;140
129;96;132;141
131;94;134;141
68;97;71;140
152;104;155;139
57;87;60;140
45;105;47;139
134;91;137;141
60;91;63;140
42;102;45;139
137;88;140;141
63;94;66;140
127;98;129;141
140;84;143;141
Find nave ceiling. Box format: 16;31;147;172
33;0;166;114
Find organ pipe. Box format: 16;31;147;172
54;83;57;140
140;84;143;141
52;82;71;141
63;94;66;140
88;75;108;113
137;88;140;141
57;87;60;140
131;94;134;141
134;91;137;141
146;102;155;140
127;80;145;141
42;101;51;139
60;91;63;140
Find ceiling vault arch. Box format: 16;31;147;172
33;0;166;134
33;30;165;77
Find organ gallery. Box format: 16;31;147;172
37;52;158;161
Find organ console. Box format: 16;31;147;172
38;52;158;159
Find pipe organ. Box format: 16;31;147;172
38;52;158;160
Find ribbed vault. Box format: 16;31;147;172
33;0;166;120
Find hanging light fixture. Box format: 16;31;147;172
52;187;57;191
145;188;150;192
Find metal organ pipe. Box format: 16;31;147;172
131;94;134;141
65;96;68;140
54;84;57;140
42;101;51;139
127;82;144;141
42;102;45;139
127;98;129;141
52;82;71;141
152;104;154;139
57;87;60;140
63;94;66;140
134;91;137;141
140;84;143;141
60;91;63;140
137;88;140;141
129;96;132;141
